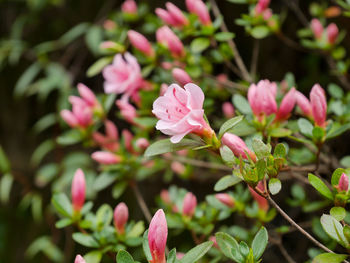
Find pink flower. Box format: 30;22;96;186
122;129;135;154
338;173;349;192
160;190;171;204
74;255;86;263
165;2;189;26
255;0;270;15
127;30;154;57
171;161;186;175
249;182;269;211
215;193;235;208
327;23;339;44
116;99;138;124
156;8;178;27
160;83;168;96
114;202;129;234
61;101;93;128
276;88;296;121
135;138;149;151
172;68;192;86
91;151;121;165
100;41;117;50
310;84;327;127
156;26;185;58
209;236;219;248
295;91;312;117
148;209;168;263
77;83;99;108
176;252;185;260
105;120;118;141
222;102;235;118
221;133;256;162
247;80;277;121
311;19;323;39
61;110;79;127
103;20;116;30
262;9;273;20
92;120;119;152
103;52;143;100
152;83;214;143
71;169;86;212
187;0;212;26
121;0;137;14
182;192;197;217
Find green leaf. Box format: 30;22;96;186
190;38;210;53
340;156;350;168
298;118;313;138
93;172;116;192
308;174;333;200
72;233;99;248
268;178;281;195
320;214;349;247
233;94;252;115
112;181;128;199
116;250;135;263
33;113;57;134
312;253;347;263
0;146;11;173
273;143;286;158
312;126;325;142
85;25;103;55
215;232;239;260
331;168;346;186
330;207;346;221
84;251;102;263
14;62;41;97
0;173;13;203
87;56;113;77
252;227;268;260
252;139;271;159
51;193;72;217
251;26;269;39
127;221;145;238
56;129;82;146
214;175;242;191
60;23;89;45
215;32;235;41
55;218;73;229
218;116;244;138
167;248;177;263
96;204;113;230
144;139;202;157
179;241;213;263
269;127;292;138
142;230;152;261
326;123;350;139
31;139;55;166
328;84;344;99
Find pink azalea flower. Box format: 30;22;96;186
310;84;327;127
156;26;185;58
182;192;197;217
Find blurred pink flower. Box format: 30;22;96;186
74;255;86;263
215;193;235;208
121;0;137;14
182;192;197;217
156;26;185;58
338;173;349;192
127;30;154;57
91;151;121;165
156;3;188;27
172;68;192;86
186;0;212;25
71;169;86;212
327;23;339;44
295;91;312;117
116;99;138;124
276;87;296;121
255;0;270;15
311;19;323;39
310;84;327;127
114;202;129;234
222;102;235;118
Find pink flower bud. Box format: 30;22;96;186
222;102;235;118
71;169;86;212
176;252;185;260
327;23;339;44
121;0;137;14
148;209;167;263
160;190;171;204
185;0;197;13
75;255;86;263
60;110;78;128
72;104;93;128
135;138;149;151
215;193;235;208
295;91;312;117
100;41;117;50
338;173;349;192
160;83;168;96
209;236;219;248
192;0;212;26
172;68;192;86
103;20;116;30
255;0;270;15
93;132;107;145
105;120;118;141
156;26;185;58
221;133;256;162
128;30;154;57
310;84;327;127
276;87;296;121
171;161;186;175
263;9;272;20
77;83;98;107
114;202;129;234
182;192;197;217
311;19;323;39
156;8;177;26
116;99;138;124
91;151;121;165
122;129;134;154
249;182;269;211
69;96;86;108
165;2;189;27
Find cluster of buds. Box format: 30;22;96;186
156;2;189;28
61;84;102;129
310;18;339;46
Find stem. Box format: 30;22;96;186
130;181;152;223
250;40;260;78
267;196;339;255
277;242;297;263
209;0;253;83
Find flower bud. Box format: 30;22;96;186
172;68;192;86
122;129;134;153
116;99;138;124
160;83;168;96
160;190;171;204
188;0;212;26
222;102;235;118
338;173;349;192
105;120;118;141
249;182;269;211
171;161;186;175
255;0;270;15
75;255;86;263
165;2;189;27
148;209;167;263
60;110;78;128
121;0;137;14
311;19;323;39
72;104;93;128
91;151;121;165
103;20;116;30
295;91;312;117
182;192;197;217
156;8;178;27
114;202;129;234
185;0;196;13
276;87;296;121
156;26;185;57
310;84;327;127
128;30;154;57
221;133;256;162
71;169;86;212
327;23;339;44
215;193;235;208
209;236;219;248
77;83;98;107
135;138;149;151
176;252;185;260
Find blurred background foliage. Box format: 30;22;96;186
0;0;350;262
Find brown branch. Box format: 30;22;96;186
130;181;152;222
250;40;260;79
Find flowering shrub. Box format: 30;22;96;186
2;0;350;262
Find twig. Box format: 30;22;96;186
282;0;309;27
277;242;297;263
130;181;152;222
275;32;305;52
204;73;248;92
250;40;259;78
209;0;253;83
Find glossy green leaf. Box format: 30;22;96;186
179;241;213;263
214;175;242;191
320;214;349;247
268;178;281;195
116;250;135;263
308;174;333;200
252;227;268;260
330;207;346;221
252;138;271;159
218;115;244;138
298;118;313;138
312;253;347;263
72;233;99;248
190;38;210;53
251;26;269;39
51;193;72;217
215;232;239;260
145;139;202;157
